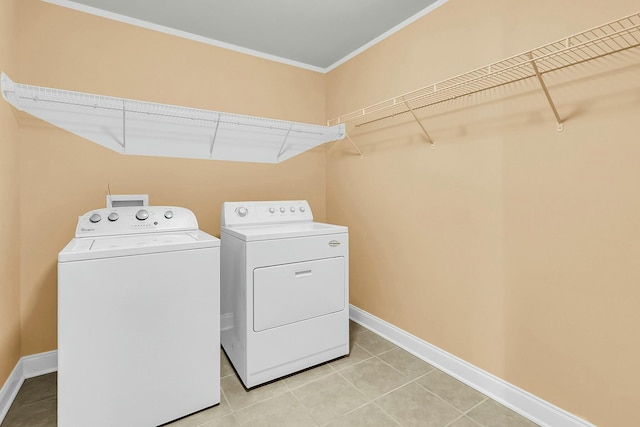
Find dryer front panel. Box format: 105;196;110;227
253;257;345;332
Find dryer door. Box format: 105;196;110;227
253;257;345;332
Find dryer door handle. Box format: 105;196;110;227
294;269;312;278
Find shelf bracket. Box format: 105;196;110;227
276;123;293;159
121;101;127;152
344;132;363;157
528;52;564;131
403;101;434;144
209;114;221;158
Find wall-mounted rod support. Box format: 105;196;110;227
277;124;293;159
404;101;434;144
344;133;363;157
209;114;221;158
528;52;564;131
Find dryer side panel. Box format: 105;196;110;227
220;232;248;381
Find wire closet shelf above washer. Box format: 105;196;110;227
0;73;345;164
328;11;640;144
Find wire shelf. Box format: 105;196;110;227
1;73;345;163
327;11;640;132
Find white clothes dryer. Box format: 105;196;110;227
220;200;349;388
58;206;220;427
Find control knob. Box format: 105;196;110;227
107;212;119;222
300;206;306;212
164;210;174;219
290;207;295;212
279;207;285;213
236;206;248;217
89;213;102;223
136;209;149;221
269;207;275;214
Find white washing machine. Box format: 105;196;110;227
58;206;220;427
220;200;349;388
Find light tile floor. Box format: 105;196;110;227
1;322;539;427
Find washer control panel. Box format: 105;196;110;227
75;206;199;237
221;200;313;226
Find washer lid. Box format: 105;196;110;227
221;221;347;241
58;230;220;262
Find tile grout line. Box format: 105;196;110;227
352;323;472;418
333;368;370;402
443;413;482;427
463;396;489;415
286;377;322;427
356;360;420;402
408;376;468;419
330;344;376;372
318;400;372;427
224;375;291;414
352;330;398;356
459;396;490;427
443;414;465;427
338;361;460;427
334;360;435;427
288;349;379;426
371;400;404;427
375;349;436;379
284;363;337;392
336;358;410;404
375;346;398;357
318;370;385;427
442;398;487;427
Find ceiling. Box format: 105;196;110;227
43;0;446;72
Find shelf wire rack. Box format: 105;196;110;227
327;11;640;141
1;73;345;163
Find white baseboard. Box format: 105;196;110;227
349;305;595;427
0;350;58;424
22;350;58;379
0;360;24;423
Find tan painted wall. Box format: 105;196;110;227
326;0;640;425
16;0;326;356
0;0;21;386
7;0;640;425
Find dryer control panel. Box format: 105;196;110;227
221;200;313;227
75;206;199;237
